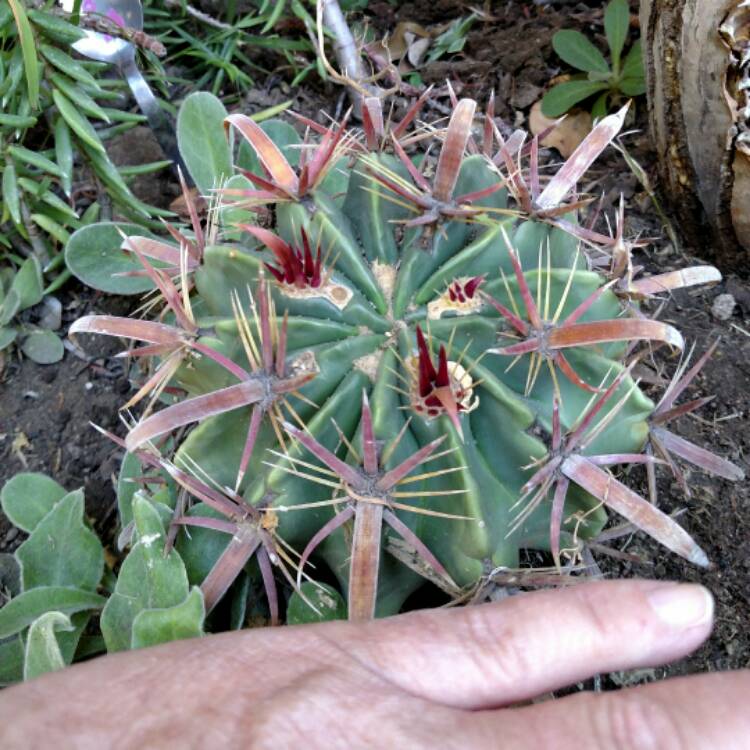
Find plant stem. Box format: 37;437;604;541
321;0;367;83
317;0;382;114
161;0;234;31
26;0;166;56
70;0;82;25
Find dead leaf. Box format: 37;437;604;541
169;188;207;221
407;35;431;67
382;21;430;61
372;16;472;74
529;100;592;159
468;5;500;22
11;431;30;468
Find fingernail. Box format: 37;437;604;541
647;584;714;628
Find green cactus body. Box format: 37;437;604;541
68;93;732;628
163;98;649;616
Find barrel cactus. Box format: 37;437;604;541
69;90;743;636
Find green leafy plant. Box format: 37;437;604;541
1;90;743;680
0;473;205;684
425;14;476;63
541;0;646;119
1;2;168;247
0;1;172;361
0;473;106;685
142;0;341;102
0;256;64;363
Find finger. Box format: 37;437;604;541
332;580;713;709
471;669;750;750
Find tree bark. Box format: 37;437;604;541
640;0;750;271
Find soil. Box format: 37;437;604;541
601;278;750;681
0;290;133;549
1;0;747;687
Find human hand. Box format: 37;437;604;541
1;579;747;749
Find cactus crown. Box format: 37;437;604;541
72;90;743;634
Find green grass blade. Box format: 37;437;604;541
8;0;39;110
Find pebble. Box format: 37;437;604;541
3;527;19;544
38;296;62;331
712;293;736;321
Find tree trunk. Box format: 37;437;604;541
640;0;750;271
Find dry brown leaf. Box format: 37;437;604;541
11;431;30;468
407;35;431;67
371;17;465;74
169;187;207;220
529;100;592;159
381;21;430;61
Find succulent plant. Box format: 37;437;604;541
65;89;743;638
541;0;646;119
